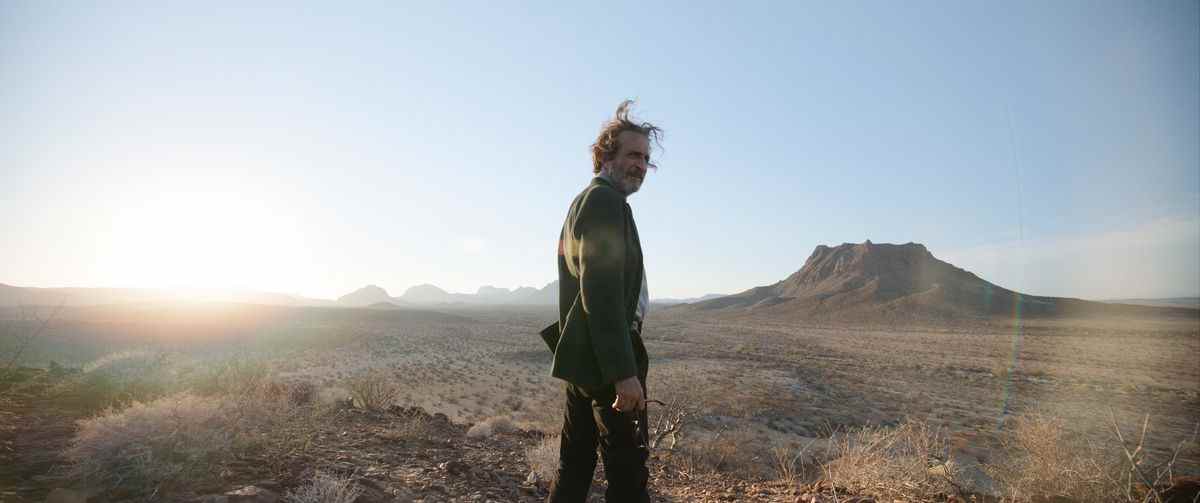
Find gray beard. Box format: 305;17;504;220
604;170;641;196
618;177;641;195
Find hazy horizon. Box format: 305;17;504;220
3;1;1197;301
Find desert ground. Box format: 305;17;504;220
1;302;1197;502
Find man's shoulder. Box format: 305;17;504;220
576;181;623;209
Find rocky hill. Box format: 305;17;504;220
337;284;401;307
676;241;1199;323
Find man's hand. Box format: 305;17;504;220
611;375;644;413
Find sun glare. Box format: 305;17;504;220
97;188;307;293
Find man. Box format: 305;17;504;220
539;100;661;502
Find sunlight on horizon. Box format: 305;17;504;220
92;167;314;294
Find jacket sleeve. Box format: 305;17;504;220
575;187;638;384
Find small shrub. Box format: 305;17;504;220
985;412;1123;502
64;393;232;494
467;416;516;439
81;349;160;374
190;357;271;397
65;388;332;498
772;440;822;484
345;372;400;411
287;381;317;406
316;386;353;408
671;425;764;478
525;435;559;486
378;413;440;443
285;471;362;503
50;350;178;411
820;418;962;501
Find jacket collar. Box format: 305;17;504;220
592;174;625;198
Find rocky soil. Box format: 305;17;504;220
0;370;809;503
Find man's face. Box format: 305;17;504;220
603;130;651;196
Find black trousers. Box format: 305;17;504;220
548;335;650;502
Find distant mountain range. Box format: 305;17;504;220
332;282;558;307
652;293;728;306
0;281;561;308
4;243;1195;321
671;241;1199;322
1100;297;1199;309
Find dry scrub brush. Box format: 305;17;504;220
344;371;400;411
45;352;277;413
467;415;516;439
285;471;363;503
378;412;441;443
64;379;332;498
985;410;1199;502
525;434;560;486
189;357;272;397
820;418;963;501
64;393;234;495
985;412;1122;501
671;425;767;480
647;396;690;450
772;438;822;484
49;349;181;411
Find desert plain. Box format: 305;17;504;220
1;295;1197;502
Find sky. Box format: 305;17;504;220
2;1;1197;301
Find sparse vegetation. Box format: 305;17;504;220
671;425;767;479
190;356;272;397
525;434;560;486
1;302;1195;502
56;353;337;499
819;418;963;500
985;411;1200;502
64;392;234;494
285;471;363;503
772;439;820;484
467;415;516;439
49;350;179;412
985;412;1121;501
344;371;400;411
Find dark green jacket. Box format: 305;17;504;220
541;176;645;388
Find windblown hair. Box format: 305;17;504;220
591;100;664;174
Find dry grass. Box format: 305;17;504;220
64;392;234;494
984;411;1200;502
48;350;180;412
525;434;559;486
12;304;1195;501
190;357;272;397
377;411;441;443
284;471;363;503
772;438;822;484
671;425;766;479
820;418;963;500
985;412;1121;501
466;415;516;439
344;371;400;411
63;369;333;498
